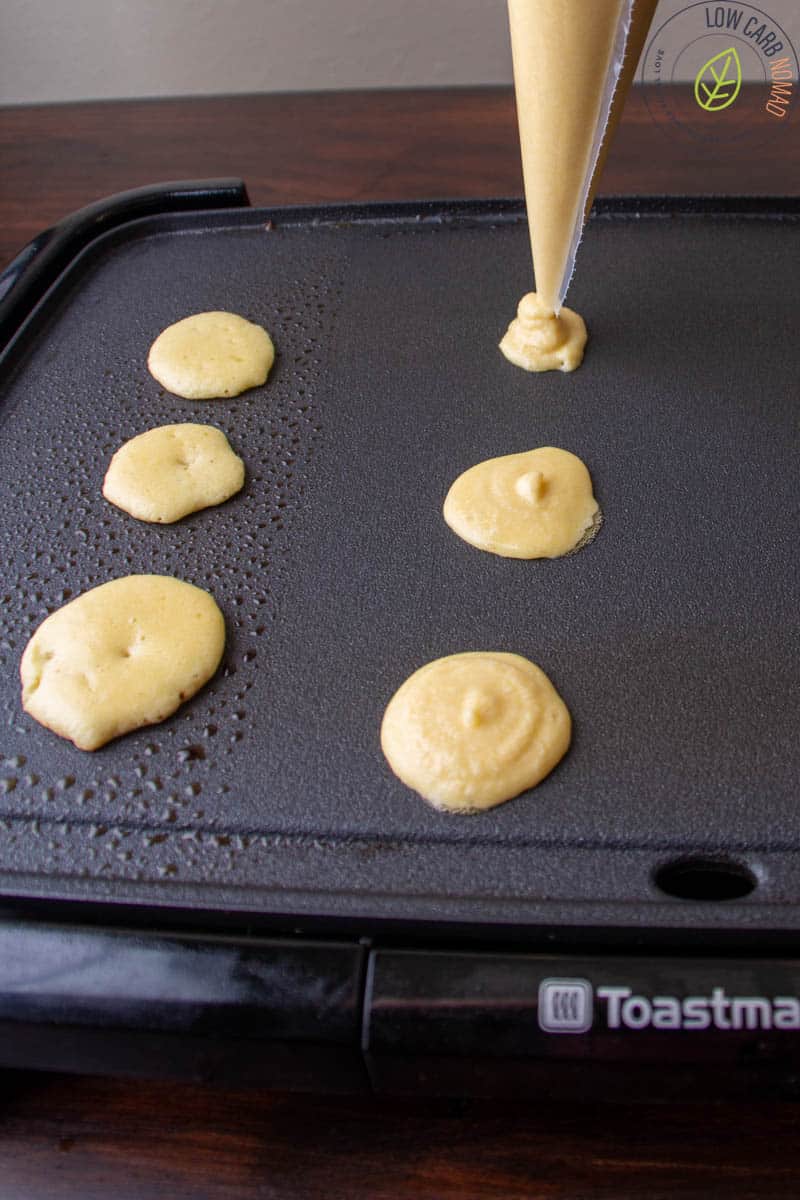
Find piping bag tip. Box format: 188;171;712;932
507;0;657;313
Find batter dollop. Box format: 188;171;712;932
499;292;587;373
103;423;245;523
444;445;599;559
148;311;274;400
381;651;571;812
20;575;225;751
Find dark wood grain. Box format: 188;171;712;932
3;1071;800;1200
1;85;799;1197
1;85;798;268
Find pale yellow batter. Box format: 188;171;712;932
148;311;274;399
503;0;659;370
381;651;571;812
444;446;599;559
499;293;587;374
20;575;225;751
103;424;245;523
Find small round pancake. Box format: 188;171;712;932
20;575;225;751
147;311;274;399
381;651;571;812
444;446;599;559
103;423;245;524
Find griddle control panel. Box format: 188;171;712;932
363;949;800;1101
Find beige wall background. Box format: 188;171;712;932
1;0;797;105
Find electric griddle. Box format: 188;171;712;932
0;181;798;1100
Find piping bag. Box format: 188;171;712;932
507;0;659;315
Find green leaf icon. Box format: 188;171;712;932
694;46;742;112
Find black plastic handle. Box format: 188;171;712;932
0;178;250;352
0;921;368;1091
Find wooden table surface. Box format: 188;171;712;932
2;84;798;268
1;86;800;1198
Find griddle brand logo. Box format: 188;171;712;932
641;3;798;145
538;978;800;1033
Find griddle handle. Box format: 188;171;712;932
0;178;250;351
0;922;369;1091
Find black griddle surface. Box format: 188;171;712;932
0;200;798;930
